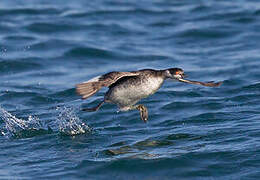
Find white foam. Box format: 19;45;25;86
56;105;91;135
0;107;42;137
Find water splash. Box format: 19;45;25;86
0;107;48;138
56;106;91;136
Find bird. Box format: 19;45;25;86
76;68;222;123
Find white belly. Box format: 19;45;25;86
105;76;164;108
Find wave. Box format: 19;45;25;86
0;60;42;74
25;22;84;33
63;9;176;18
0;105;91;138
0;107;51;138
56;105;92;136
0;7;61;16
64;47;120;59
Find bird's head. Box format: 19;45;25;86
164;68;186;80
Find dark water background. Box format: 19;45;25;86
1;0;260;179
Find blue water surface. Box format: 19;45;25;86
1;0;260;179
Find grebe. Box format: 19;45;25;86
76;68;222;122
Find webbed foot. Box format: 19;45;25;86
136;104;148;123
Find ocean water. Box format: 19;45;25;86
1;0;260;179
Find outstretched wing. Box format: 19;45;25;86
178;78;222;87
76;71;140;99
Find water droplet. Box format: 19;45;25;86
56;105;91;136
0;107;45;138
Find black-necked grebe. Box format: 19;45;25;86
76;68;222;122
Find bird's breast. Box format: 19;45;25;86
105;76;164;107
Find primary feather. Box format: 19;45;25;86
76;81;102;99
76;72;140;99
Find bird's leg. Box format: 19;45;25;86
82;100;105;112
121;105;148;122
134;104;148;123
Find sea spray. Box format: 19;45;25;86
56;105;91;136
0;107;46;138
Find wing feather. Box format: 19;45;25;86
76;71;140;99
76;81;101;99
178;78;222;87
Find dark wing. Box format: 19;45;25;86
76;71;140;99
178;78;222;87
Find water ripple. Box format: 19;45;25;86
0;7;61;16
64;47;121;59
1;0;260;179
0;60;42;74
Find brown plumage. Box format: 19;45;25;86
76;68;222;122
76;71;140;99
76;81;101;99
